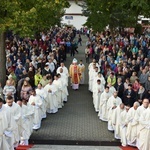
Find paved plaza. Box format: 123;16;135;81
30;36;120;146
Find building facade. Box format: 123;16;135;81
61;1;87;30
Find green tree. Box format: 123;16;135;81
0;0;69;86
81;0;150;32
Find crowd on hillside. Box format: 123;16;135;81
0;27;83;149
86;30;150;149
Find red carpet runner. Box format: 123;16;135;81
16;144;34;150
120;146;138;150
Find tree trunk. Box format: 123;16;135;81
0;32;6;87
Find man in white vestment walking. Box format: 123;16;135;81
5;95;21;148
17;100;31;145
57;62;69;85
22;99;34;139
58;67;69;88
107;91;122;131
89;65;98;92
28;90;43;130
58;74;68;102
53;74;63;108
138;103;150;150
36;83;48;119
44;79;58;113
92;79;104;112
132;99;149;148
120;105;130;147
112;103;125;140
88;59;99;71
93;72;106;86
0;98;15;150
98;86;111;121
126;102;140;147
88;63;96;92
107;83;116;95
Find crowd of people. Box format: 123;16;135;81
0;25;150;150
87;30;150;149
0;27;83;150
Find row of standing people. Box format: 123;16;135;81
88;59;150;150
0;64;69;150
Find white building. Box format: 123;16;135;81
61;0;87;30
138;15;150;24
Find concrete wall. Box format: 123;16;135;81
61;1;87;30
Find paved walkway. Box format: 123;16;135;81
30;145;121;150
30;35;118;145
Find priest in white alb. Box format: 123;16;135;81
88;59;99;72
58;73;68;102
138;103;150;150
28;90;43;130
44;79;58;113
107;91;122;131
57;62;69;86
5;95;21;148
58;67;69;89
126;102;140;147
88;64;97;92
107;83;116;95
36;83;48;119
98;86;111;121
92;79;104;112
53;74;63;108
17;100;31;145
93;72;106;86
0;98;15;150
133;98;149;148
22;99;34;139
112;103;125;140
120;105;130;147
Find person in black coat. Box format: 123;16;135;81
42;63;52;79
137;83;147;105
115;77;124;100
123;84;136;107
145;90;150;100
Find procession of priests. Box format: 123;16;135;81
89;58;150;149
0;57;86;150
0;62;70;150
